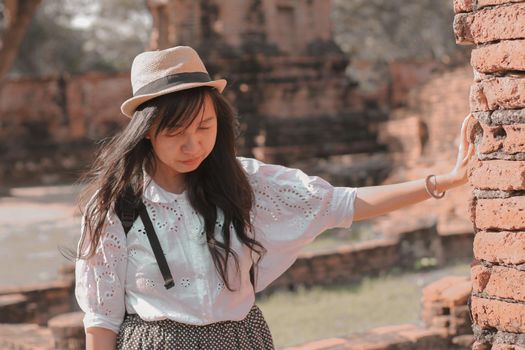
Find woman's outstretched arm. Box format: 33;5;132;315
353;114;476;222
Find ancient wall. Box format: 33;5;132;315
3;0;393;187
162;0;393;167
147;0;333;54
422;276;473;343
1;54;467;187
0;73;131;186
0;265;76;326
1;0;476;188
454;1;525;349
0;56;390;187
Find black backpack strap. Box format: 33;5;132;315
138;201;175;290
115;188;174;290
116;188;140;235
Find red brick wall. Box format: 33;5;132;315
454;1;525;349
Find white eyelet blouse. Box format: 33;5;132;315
74;157;358;334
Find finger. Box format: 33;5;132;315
462;114;472;136
457;114;471;148
462;114;474;138
457;127;467;152
462;143;475;162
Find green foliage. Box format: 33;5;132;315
414;256;438;270
331;0;471;92
332;0;460;62
10;0;150;76
13;10;91;75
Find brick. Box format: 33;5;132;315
45;289;68;300
422;301;448;321
454;0;474;13
431;315;451;328
470;83;490;112
283;337;348;350
324;256;342;267
454;4;525;44
451;334;475;347
452;305;471;318
474;231;525;265
471;296;525;333
472;341;491;350
397;327;448;342
470;78;525;112
475;123;525;155
450;315;471;334
454;13;475;45
369;324;418;334
477;0;525;9
475;109;525;125
475;197;525;231
490;330;525;348
472;40;525;73
472;264;491;293
492;343;525;350
48;311;84;328
469;160;525;191
422;276;469;302
472;265;525;301
0;293;27;306
440;281;472;306
342;331;413;350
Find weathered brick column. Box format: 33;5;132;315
454;1;525;349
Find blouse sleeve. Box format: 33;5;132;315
74;204;128;334
238;157;358;293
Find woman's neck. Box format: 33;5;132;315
147;162;186;194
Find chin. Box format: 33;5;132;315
177;160;203;172
183;164;200;171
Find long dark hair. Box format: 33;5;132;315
72;86;266;291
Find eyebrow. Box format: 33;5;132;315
200;116;215;123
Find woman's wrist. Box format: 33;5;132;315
434;172;463;193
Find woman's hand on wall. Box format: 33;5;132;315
447;113;476;187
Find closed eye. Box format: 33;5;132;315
165;129;183;136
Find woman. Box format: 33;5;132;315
74;46;475;349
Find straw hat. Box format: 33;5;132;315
120;46;227;118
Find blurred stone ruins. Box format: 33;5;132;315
0;0;469;189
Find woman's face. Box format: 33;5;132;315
146;94;218;178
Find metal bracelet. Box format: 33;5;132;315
425;174;445;199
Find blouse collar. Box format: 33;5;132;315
142;165;187;204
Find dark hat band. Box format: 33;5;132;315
134;72;212;96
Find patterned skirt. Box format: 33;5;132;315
116;304;275;350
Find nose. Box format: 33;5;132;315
181;134;200;155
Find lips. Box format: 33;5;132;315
180;156;201;165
